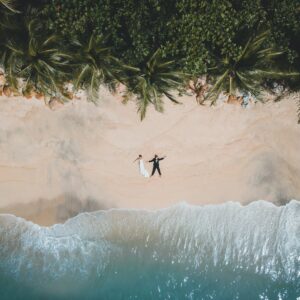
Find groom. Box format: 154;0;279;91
149;154;166;177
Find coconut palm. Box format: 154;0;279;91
205;31;299;104
72;33;121;103
2;19;71;98
122;49;186;120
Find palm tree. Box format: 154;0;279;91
72;33;121;103
122;49;186;120
2;19;70;98
205;31;299;104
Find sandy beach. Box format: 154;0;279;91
0;91;299;225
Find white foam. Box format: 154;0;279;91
0;200;299;283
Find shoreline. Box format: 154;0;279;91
1;198;299;227
0;91;300;225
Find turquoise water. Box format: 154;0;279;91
0;200;299;299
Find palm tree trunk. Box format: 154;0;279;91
297;97;300;124
229;76;233;96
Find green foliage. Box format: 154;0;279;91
41;0;300;75
72;33;122;102
122;49;186;120
165;0;266;74
2;19;70;95
42;0;176;66
264;0;300;66
206;31;299;104
0;0;299;120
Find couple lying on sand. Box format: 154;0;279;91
134;154;166;178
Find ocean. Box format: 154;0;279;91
0;200;299;299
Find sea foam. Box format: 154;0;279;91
0;200;299;299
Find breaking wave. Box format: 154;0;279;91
0;200;299;299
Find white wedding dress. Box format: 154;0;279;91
139;159;149;178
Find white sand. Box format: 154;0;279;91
0;90;299;225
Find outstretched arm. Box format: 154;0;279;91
148;158;154;163
159;156;166;161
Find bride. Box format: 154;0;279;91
133;155;149;178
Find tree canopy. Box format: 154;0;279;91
40;0;300;73
0;0;299;119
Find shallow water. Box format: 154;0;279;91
0;200;299;299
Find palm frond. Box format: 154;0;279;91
205;70;229;103
163;91;181;104
74;64;90;89
3;20;71;97
0;0;19;13
121;49;186;119
206;30;298;106
72;33;121;102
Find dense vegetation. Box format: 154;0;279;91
0;0;299;120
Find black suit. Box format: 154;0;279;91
149;157;165;176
